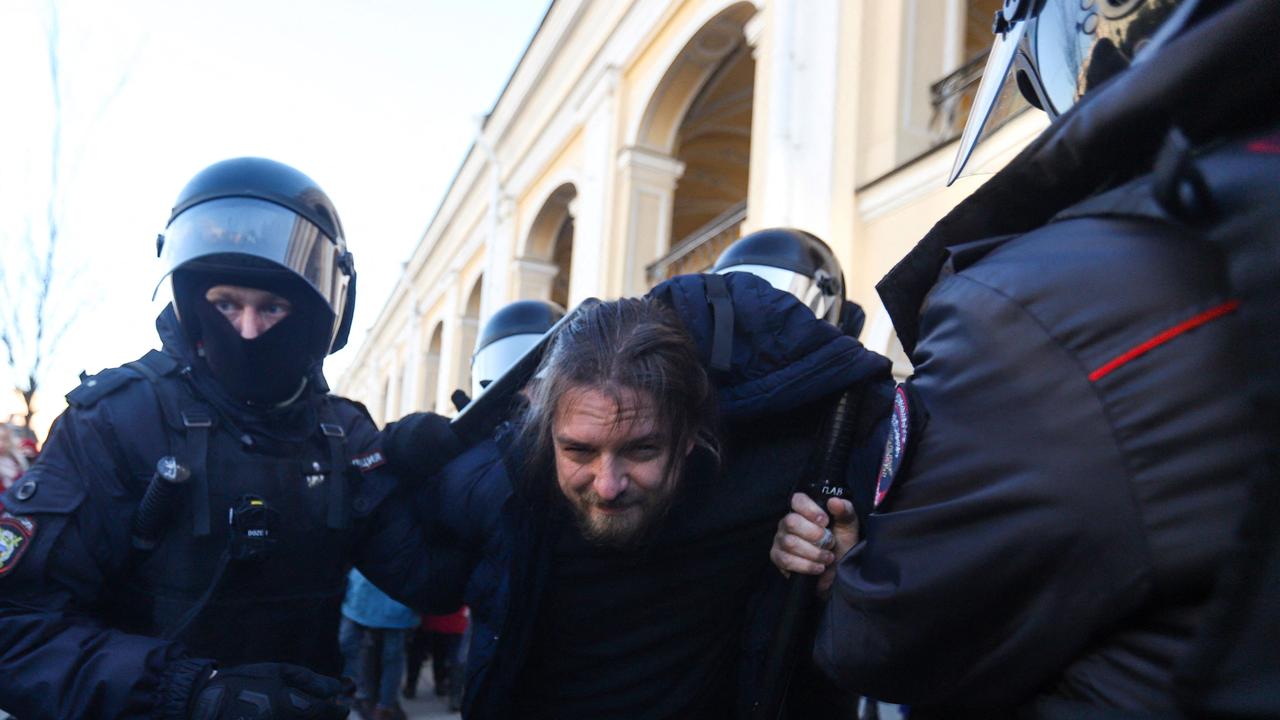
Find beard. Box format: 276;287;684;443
567;481;679;549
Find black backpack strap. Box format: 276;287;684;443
704;273;734;373
317;400;350;530
180;407;214;537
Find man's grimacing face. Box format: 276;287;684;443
552;385;692;546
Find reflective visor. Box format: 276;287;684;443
717;264;840;324
472;333;545;398
947;20;1028;185
156;197;350;317
1032;1;1092;115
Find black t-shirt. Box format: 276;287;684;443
511;450;784;719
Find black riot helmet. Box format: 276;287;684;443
949;0;1202;183
713;228;845;326
156;157;357;356
471;299;565;397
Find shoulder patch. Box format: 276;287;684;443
351;450;386;472
875;384;921;510
66;366;143;408
0;509;36;577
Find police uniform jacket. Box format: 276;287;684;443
0;307;464;719
389;273;894;719
816;0;1280;715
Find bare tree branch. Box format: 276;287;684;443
1;0;133;430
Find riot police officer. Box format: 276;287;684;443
0;158;464;720
713;227;846;326
469;299;565;399
772;0;1278;715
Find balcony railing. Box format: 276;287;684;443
646;200;748;284
929;51;988;146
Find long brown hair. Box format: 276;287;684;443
519;297;718;487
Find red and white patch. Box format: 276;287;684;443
1247;132;1280;155
351;450;387;473
0;510;36;577
874;385;912;509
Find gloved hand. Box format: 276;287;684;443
381;410;467;477
188;663;349;720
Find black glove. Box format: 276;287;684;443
381;411;467;478
188;663;349;720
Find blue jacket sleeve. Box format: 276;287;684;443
0;409;211;720
342;408;472;616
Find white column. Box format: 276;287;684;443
480;194;517;320
569;65;620;305
616;146;685;296
384;354;402;423
513;257;561;301
435;272;462;415
747;0;841;239
400;309;424;412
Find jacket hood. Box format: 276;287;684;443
156;304;199;365
648;272;891;421
877;0;1280;355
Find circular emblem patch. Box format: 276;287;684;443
0;511;36;577
874;385;912;509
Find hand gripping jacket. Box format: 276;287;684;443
818;0;1280;714
0;308;464;720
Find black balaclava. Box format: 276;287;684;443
173;269;332;405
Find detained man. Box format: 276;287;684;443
383;274;895;719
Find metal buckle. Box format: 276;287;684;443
181;411;213;428
320;423;345;438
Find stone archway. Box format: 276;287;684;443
516;183;576;307
625;2;758;291
456;275;484;403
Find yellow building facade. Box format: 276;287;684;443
337;0;1049;422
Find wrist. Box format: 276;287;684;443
155;658;216;720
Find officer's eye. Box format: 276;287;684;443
263;302;291;318
211;299;239;314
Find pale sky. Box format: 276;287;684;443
0;0;550;434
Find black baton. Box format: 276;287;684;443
752;389;861;720
131;456;191;551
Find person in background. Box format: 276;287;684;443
340;569;417;720
0;426;28;494
423;607;467;700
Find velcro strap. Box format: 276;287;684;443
319;409;350;530
182;409;213;536
704;273;734;373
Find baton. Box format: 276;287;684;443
752;308;866;720
449;298;598;444
131;456;191;551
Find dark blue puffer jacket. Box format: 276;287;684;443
413;274;893;719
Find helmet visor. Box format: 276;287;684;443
472;333;544;398
948;20;1030;185
1031;2;1093;116
717;265;840;324
157;197;350;318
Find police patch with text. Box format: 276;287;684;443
351;450;387;472
0;508;37;577
874;383;925;510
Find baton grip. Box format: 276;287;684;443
131;456;191;551
753;387;861;720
